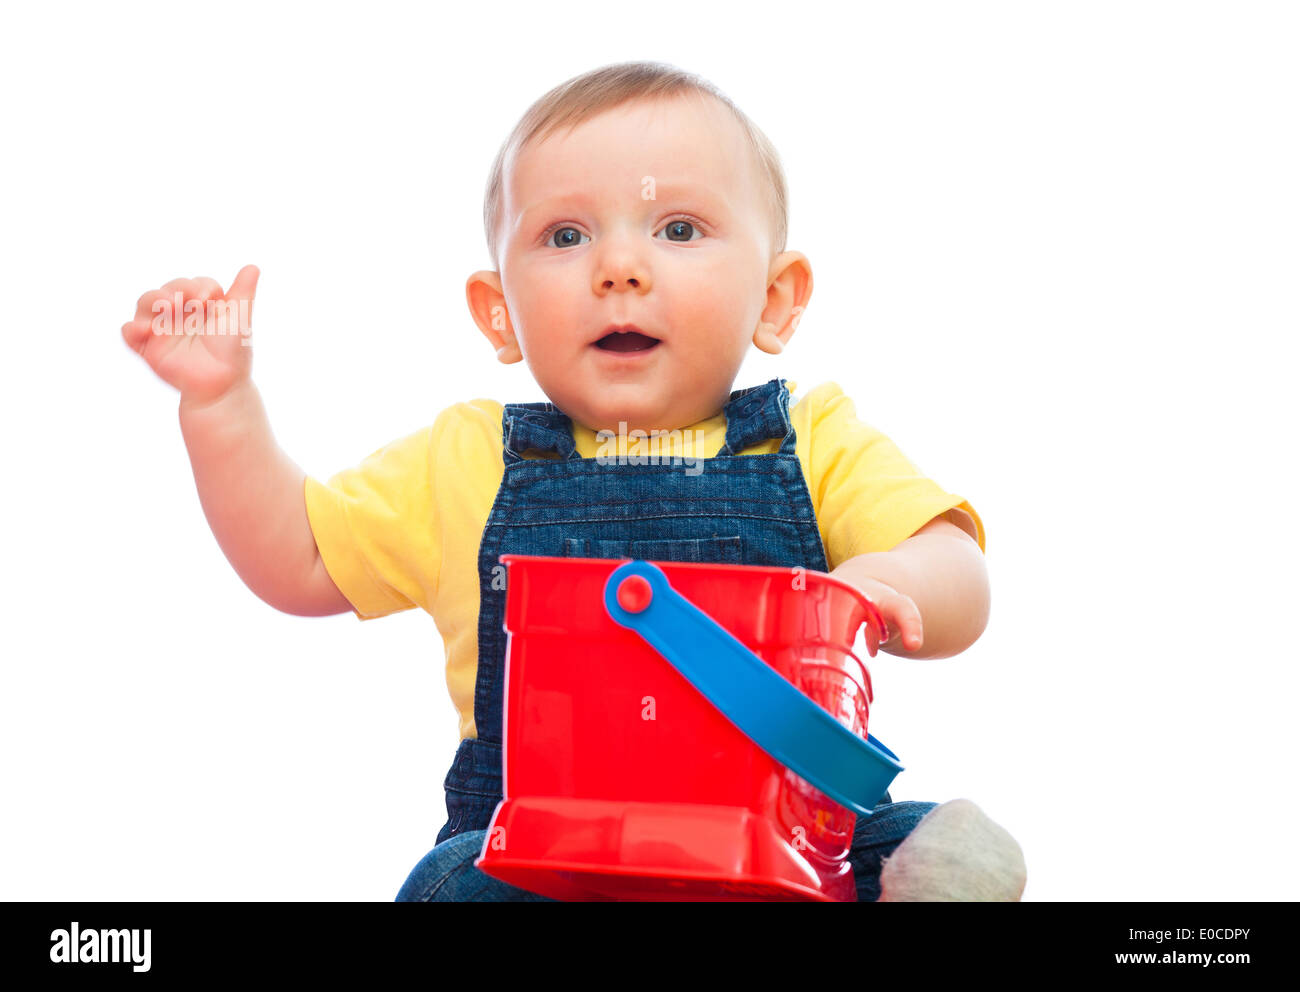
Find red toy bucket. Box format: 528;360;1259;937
474;554;894;901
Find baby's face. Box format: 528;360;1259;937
482;93;798;434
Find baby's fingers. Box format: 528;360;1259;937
883;595;924;651
122;315;159;356
224;264;259;305
190;276;224;303
133;277;220;320
134;287;172;323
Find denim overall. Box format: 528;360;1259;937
397;378;939;901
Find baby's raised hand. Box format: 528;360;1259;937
121;265;260;405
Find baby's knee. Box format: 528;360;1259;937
878;798;1027;902
395;830;488;902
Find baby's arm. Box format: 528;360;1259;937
122;267;350;617
178;380;350;616
832;515;989;659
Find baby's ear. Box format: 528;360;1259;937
756;251;812;354
466;270;522;363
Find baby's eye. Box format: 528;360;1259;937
657;219;703;242
549;227;590;248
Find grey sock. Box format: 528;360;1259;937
877;798;1027;902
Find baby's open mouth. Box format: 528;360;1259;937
595;330;661;353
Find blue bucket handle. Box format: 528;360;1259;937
603;560;902;816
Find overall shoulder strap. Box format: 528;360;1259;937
718;378;795;455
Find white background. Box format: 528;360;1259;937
1;0;1295;901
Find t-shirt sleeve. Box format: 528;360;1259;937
303;420;442;621
806;382;986;569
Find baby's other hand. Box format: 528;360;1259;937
121;265;260;406
830;562;923;654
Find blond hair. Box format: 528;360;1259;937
483;60;788;270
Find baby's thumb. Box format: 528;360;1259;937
225;264;260;305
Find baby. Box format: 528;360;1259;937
122;60;1026;902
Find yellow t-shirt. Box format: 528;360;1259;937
304;381;984;741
